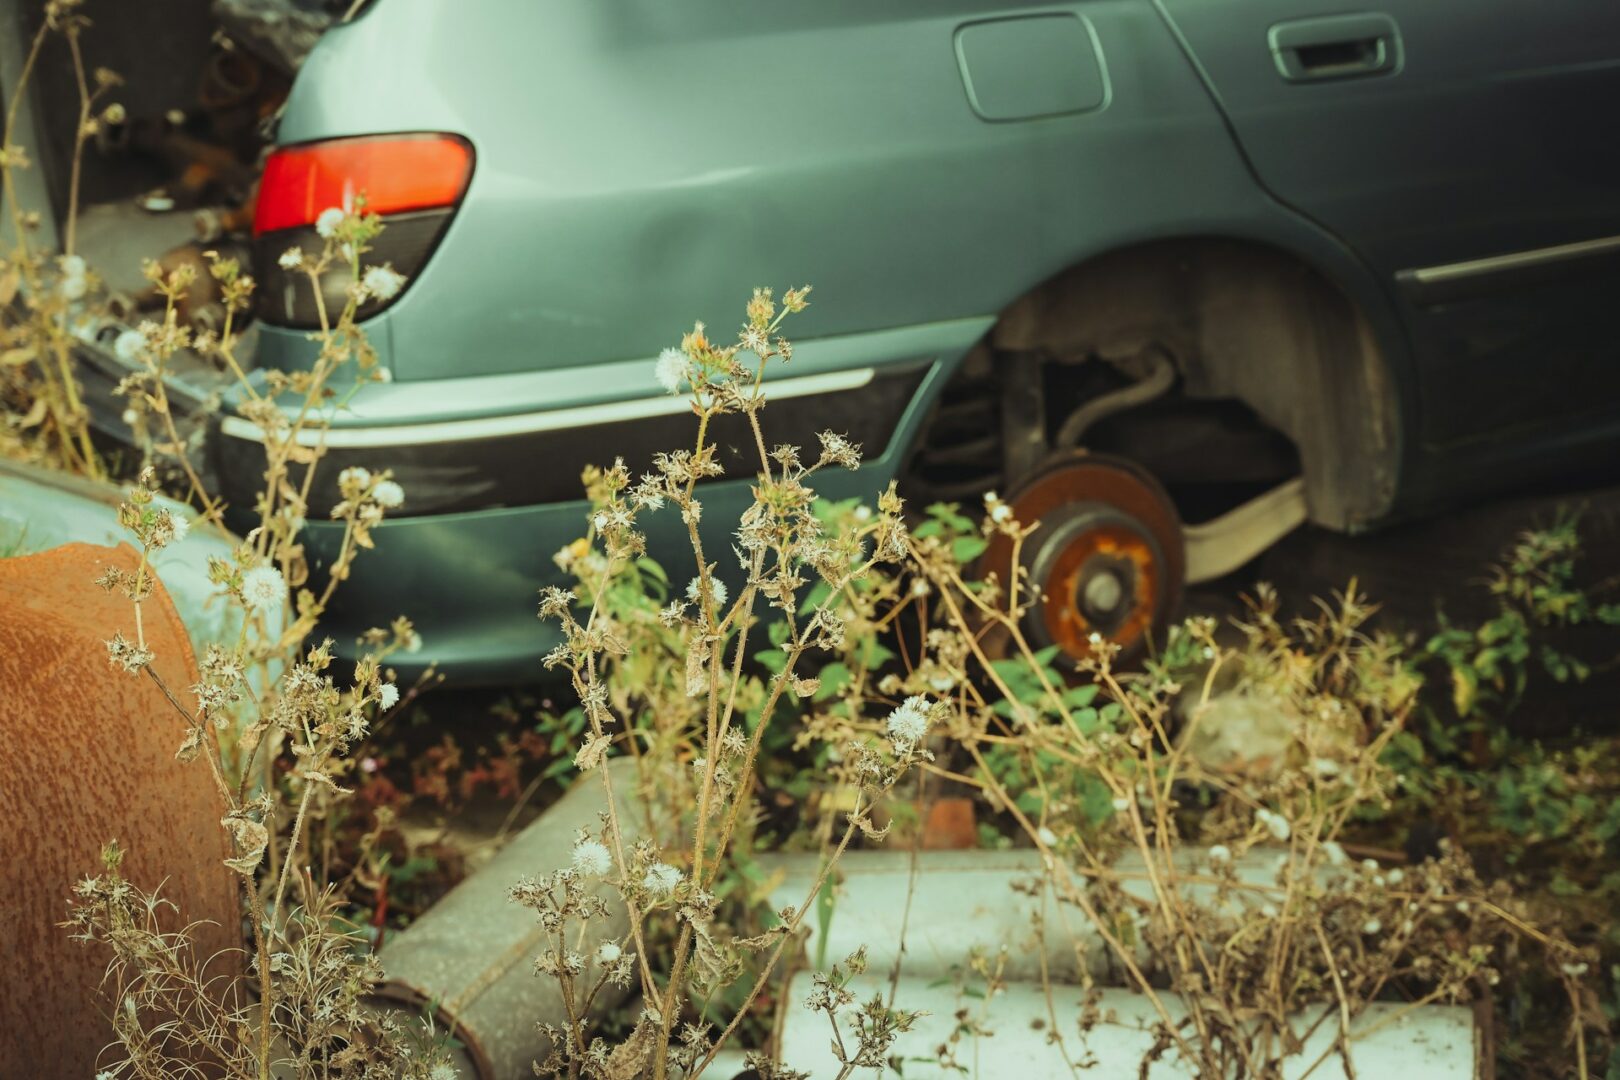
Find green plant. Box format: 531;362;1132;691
63;197;450;1077
1;0;117;476
527;288;938;1079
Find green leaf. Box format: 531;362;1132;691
799;580;833;616
814;873;838;971
815;662;851;702
950;536;989;564
1063;684;1100;709
858;637;895;668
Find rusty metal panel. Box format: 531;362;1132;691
0;542;239;1078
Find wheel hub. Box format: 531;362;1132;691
984;453;1185;663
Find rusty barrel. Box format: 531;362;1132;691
0;542;240;1077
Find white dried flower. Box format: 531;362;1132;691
59;254;88;300
165;509;190;544
655;347;689;394
1361;918;1382;935
1255;807;1291;842
1322;840;1347;866
114;328;145;362
1036;826;1058;847
378;683;399;710
984;490;1012;523
372;479;404;508
686;576;728;608
885;695;931;751
1112;796;1131;813
1259;903;1278;919
362;263;406;301
643;862;682;897
315;206;346;239
1562;961;1590;977
340;465;373;489
572;839;613;877
1207;844;1231;863
596;941;622;965
240;565;286;613
277;247;304;270
429;1065;457;1080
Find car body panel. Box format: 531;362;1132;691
268;0;1392;383
1157;0;1620;459
288;346;965;684
249;0;1441;681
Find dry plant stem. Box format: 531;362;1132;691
1099;667;1225;1059
574;652;659;1000
273;764;317;918
916;543;1237;1067
570;562;662;999
39;23;102;476
1313;920;1361;1080
706;559;878;888
61;26;88;257
657;402;741;1075
684;408;719;874
137;657;274;1079
148;293;226;522
689;789;892;1080
960;740;1195;1063
1;22;47;233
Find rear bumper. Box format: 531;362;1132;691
218;317;991;683
292;462;909;685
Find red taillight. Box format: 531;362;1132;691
253;134;473;236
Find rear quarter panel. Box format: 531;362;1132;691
278;0;1404;393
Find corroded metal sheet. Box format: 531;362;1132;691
0;542;239;1077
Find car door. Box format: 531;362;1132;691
1154;0;1620;469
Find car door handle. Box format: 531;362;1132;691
1268;13;1401;82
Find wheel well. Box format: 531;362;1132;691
921;237;1400;531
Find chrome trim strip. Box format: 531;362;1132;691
221;367;878;449
1404;233;1620;287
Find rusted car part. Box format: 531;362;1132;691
1052;345;1178;449
992;239;1397;532
369;759;645;1079
0;457;261;660
0;543;241;1079
982;452;1185;663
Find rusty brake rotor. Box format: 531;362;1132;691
982;452;1185;663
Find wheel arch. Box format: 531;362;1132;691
964;233;1405;532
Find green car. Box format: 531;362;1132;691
198;2;1620;680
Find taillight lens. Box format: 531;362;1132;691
252;133;473;328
